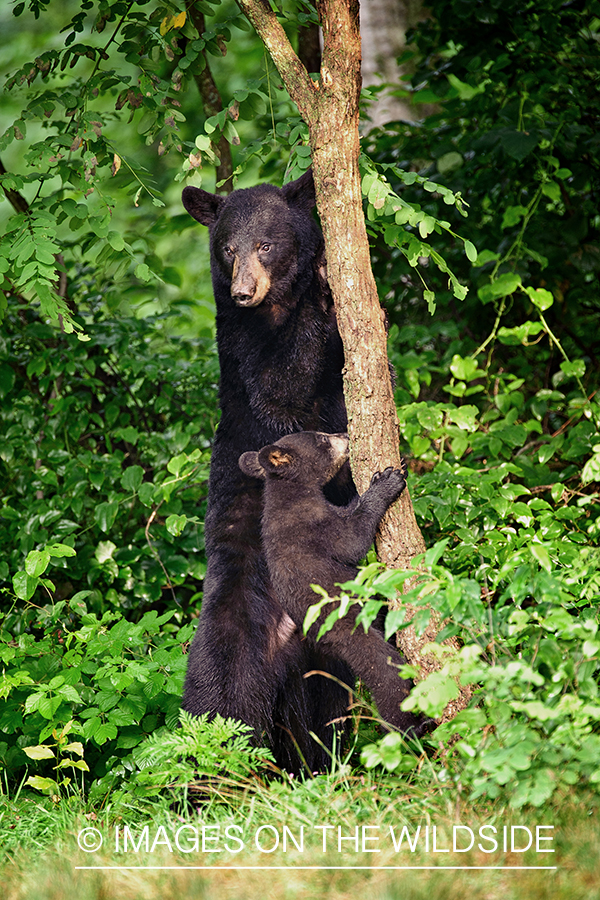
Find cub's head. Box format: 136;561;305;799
182;170;319;310
239;432;349;486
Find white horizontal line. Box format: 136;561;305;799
75;865;558;871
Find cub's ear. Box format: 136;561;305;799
238;451;265;479
258;446;294;474
281;169;315;212
182;186;224;226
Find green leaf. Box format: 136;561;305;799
13;570;39;601
581;450;600;485
116;426;139;444
449;355;479;382
95;541;116;563
25;549;51;577
25;776;58;794
437;152;463;176
451;280;468;301
23;744;55;760
450;406;479;430
47;543;76;558
541;181;561;203
94;501;119;533
138;482;156;507
497;321;544;345
121;465;144;492
530;543;551;572
94;723;118;745
464;240;477;262
367;177;390;211
525;286;554;311
477;272;522;304
0;363;15;398
424;539;449;567
167;453;188;476
107;231;125;251
500;130;539;161
424;289;436;314
560;359;585;379
451;433;469;458
166;514;187;537
134;263;151;282
418;215;436;238
502;205;528;229
447;73;487;100
303;591;329;635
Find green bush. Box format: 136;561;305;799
0;301;218;795
0;593;190;797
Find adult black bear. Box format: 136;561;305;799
181;172;356;770
239;431;431;737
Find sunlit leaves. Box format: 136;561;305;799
361;161;471;308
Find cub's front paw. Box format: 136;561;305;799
369;466;407;501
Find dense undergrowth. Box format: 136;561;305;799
1;283;599;813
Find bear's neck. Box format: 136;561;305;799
264;480;327;513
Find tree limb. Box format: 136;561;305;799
237;1;317;114
0;157;29;214
185;4;234;193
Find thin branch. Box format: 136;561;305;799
237;0;317;116
185;3;234;193
0;157;29;214
145;504;179;607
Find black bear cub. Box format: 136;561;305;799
239;431;432;737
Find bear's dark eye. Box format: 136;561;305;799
259;242;272;253
223;246;234;257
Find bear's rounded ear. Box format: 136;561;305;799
238;451;265;479
182;186;224;226
258;446;294;474
281;169;315;212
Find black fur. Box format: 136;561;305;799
181;172;356;771
239;432;433;737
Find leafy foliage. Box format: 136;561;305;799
312;539;600;808
0;299;218;795
135;710;274;793
0;589;190;800
367;0;600;373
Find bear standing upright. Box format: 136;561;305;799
239;432;431;736
181;171;356;770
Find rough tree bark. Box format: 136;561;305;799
236;0;469;717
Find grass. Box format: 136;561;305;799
1;769;599;900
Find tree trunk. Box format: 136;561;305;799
237;0;470;719
360;0;413;126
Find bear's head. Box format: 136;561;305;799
239;431;349;487
182;170;322;310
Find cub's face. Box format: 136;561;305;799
239;432;349;486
